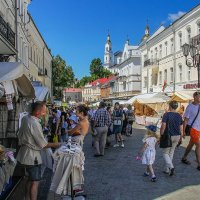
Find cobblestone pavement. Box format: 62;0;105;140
39;124;200;200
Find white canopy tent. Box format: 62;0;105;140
34;86;49;101
125;92;169;105
0;62;35;98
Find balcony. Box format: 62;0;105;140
0;15;15;47
144;59;159;67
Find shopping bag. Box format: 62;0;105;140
53;134;58;143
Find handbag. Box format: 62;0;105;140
185;105;200;136
160;119;172;148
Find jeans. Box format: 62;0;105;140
162;135;180;171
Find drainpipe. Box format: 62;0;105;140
43;46;45;86
172;26;176;92
15;0;18;61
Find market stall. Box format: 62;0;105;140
169;92;193;116
133;97;167;126
0;62;35;198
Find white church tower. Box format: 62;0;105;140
104;34;113;69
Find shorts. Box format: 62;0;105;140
113;125;122;135
25;164;42;181
190;128;200;144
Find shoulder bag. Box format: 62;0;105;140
160;116;172;148
185;105;200;136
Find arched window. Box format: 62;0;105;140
178;32;182;49
186;26;191;43
196;20;200;34
159;45;162;59
165;42;168;56
179;64;183;82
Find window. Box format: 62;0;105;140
151;50;153;61
170;67;173;82
188;66;191;80
144;77;148;88
164;69;167;82
155;48;157;60
178;32;182;49
197;20;200;34
159;45;162;59
171;38;174;54
187;27;191;43
123;81;126;90
159;71;162;84
165;42;168;56
179;65;182;82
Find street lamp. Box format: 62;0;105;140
182;43;200;88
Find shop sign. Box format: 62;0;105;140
183;83;199;89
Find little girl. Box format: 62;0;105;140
139;125;158;182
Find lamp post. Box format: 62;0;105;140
182;43;200;88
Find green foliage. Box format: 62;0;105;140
52;55;75;98
77;58;113;87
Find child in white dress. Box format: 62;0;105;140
139;125;158;182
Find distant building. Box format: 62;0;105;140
103;34;142;97
82;77;114;102
101;76;117;98
63;88;82;103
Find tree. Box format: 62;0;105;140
90;58;103;77
52;55;75;99
76;58;113;88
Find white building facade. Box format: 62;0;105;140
140;4;200;94
104;36;141;97
0;0;31;64
0;0;52;96
27;14;53;95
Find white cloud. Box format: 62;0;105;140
168;11;186;22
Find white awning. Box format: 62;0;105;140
34;86;49;101
0;62;35;98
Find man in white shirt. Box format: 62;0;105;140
181;91;200;170
17;102;60;200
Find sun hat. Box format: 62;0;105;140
146;125;157;133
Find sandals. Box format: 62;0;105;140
181;158;191;165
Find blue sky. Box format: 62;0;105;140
29;0;200;79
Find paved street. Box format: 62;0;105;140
39;124;200;200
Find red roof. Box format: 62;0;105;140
90;76;114;86
63;88;82;93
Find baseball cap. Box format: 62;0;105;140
146;125;157;133
69;115;78;123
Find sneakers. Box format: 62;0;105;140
151;176;157;182
121;143;125;148
143;172;149;177
113;144;120;147
169;168;175;176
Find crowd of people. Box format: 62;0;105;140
15;90;200;199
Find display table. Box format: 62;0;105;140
145;116;160;126
50;143;85;197
135;115;146;125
